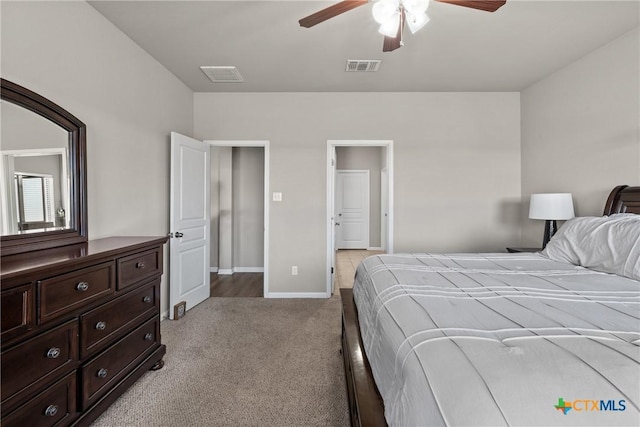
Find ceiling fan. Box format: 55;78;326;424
299;0;506;52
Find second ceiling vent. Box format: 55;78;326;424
345;60;382;72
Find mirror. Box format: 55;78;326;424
0;78;87;255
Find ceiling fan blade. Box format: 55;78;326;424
435;0;506;12
382;31;402;52
382;35;401;52
382;10;404;52
299;0;369;28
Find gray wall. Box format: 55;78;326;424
232;147;264;268
521;27;640;246
1;100;69;151
2;1;194;316
195;92;522;294
336;146;383;248
210;146;221;269
218;147;234;272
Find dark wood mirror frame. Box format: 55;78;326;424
1;78;87;256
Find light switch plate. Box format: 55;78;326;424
273;192;282;202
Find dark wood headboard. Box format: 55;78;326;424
604;185;640;215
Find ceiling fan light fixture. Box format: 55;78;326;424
378;14;401;37
406;11;430;33
374;0;430;37
404;0;430;15
372;0;400;24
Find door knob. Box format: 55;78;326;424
174;232;184;238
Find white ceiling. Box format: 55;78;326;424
88;0;639;92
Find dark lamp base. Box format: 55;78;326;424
542;219;558;249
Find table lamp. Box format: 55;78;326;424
529;193;575;249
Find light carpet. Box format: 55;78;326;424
92;296;349;426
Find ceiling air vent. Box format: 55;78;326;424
345;60;381;72
200;66;244;83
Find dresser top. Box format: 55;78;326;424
1;236;168;284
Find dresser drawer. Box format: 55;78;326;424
2;372;76;427
39;262;115;324
81;317;158;409
1;319;78;402
80;280;158;358
117;248;161;290
1;284;34;343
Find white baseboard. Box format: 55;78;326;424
233;267;264;273
215;267;264;275
265;292;329;299
367;247;383;251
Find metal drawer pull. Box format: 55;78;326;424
136;262;146;269
46;347;61;359
97;368;108;378
76;281;89;291
144;333;154;341
143;295;152;303
44;404;59;417
95;321;107;330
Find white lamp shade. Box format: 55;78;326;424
529;193;575;220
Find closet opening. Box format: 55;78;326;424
207;141;269;297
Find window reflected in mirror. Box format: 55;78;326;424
16;173;56;229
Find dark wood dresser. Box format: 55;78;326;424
1;236;168;426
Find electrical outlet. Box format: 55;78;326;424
174;301;186;319
291;266;298;275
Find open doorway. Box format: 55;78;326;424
207;141;270;297
327;140;393;295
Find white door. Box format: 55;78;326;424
169;132;210;319
335;170;369;249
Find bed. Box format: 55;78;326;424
341;185;640;426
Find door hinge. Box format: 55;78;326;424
331;267;334;274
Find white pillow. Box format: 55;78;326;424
542;214;640;281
